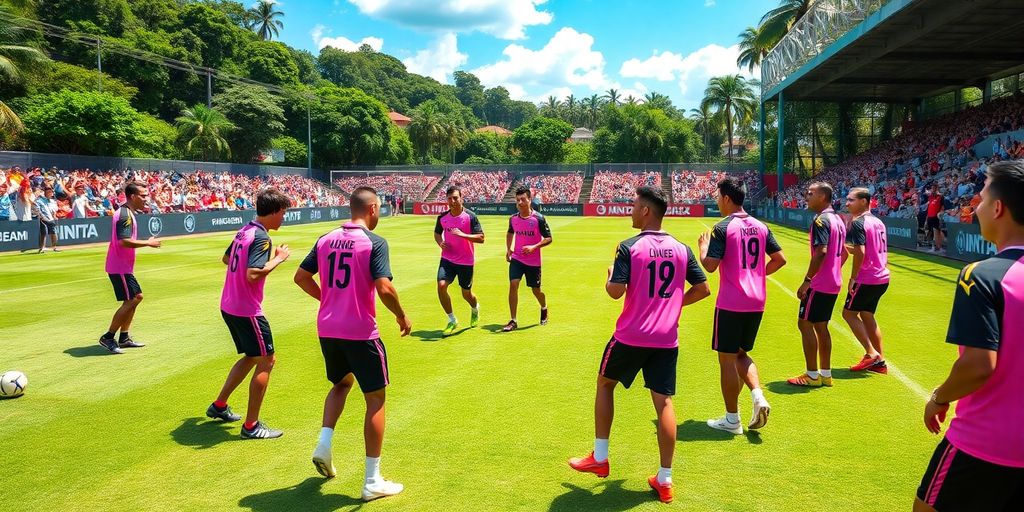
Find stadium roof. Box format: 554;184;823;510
764;0;1024;104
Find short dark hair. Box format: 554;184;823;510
350;186;379;215
986;160;1024;224
514;186;531;197
850;187;871;201
446;185;461;197
810;181;834;201
717;177;746;206
256;187;292;216
124;182;145;198
636;186;668;219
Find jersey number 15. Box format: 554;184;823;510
326;251;353;289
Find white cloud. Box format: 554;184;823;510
348;0;552;40
620;44;757;109
704;0;716;6
311;24;384;51
401;32;468;83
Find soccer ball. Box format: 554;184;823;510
0;371;28;398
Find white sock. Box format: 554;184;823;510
820;369;832;378
594;438;609;462
725;412;740;424
541;306;547;311
751;388;765;403
318;427;333;449
807;370;820;379
472;302;480;313
446;313;456;323
657;467;672;485
365;456;381;483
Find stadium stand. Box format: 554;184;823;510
434;170;512;203
518;173;583;203
671;170;761;202
589;170;661;203
334;174;439;202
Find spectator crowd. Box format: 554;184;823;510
435;170;512;203
589;171;661;203
520;173;583;203
672;170;760;202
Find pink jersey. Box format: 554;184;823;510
507;211;552;267
105;206;137;274
809;208;847;294
220;221;272;317
610;231;706;348
846;212;890;285
945;247;1024;467
300;223;393;340
435;209;483;265
707;212;782;312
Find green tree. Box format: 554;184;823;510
270;135;307;166
511;116;573;163
244;41;300;86
246;0;283;41
701;75;756;162
737;25;772;73
20;90;160;156
688;104;720;162
0;4;47;135
177;3;250;69
385;124;414;165
456;131;511;164
561;141;592;164
593;104;701;163
602;88;620;106
408;103;468;164
174;104;235;161
757;0;814;50
309;85;393;166
453;71;486;121
212;84;285;163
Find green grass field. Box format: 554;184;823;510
0;215;965;511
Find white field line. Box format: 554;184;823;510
3;262;208;293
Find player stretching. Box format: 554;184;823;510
206;189;292;439
502;186;552;332
294;187;412;502
434;186;484;336
697;177;786;434
788;182;846;387
842;188;891;374
98;182;160;354
568;187;710;504
915;161;1024;511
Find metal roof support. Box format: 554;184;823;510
776;91;785;200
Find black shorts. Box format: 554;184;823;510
844;282;889;313
39;219;56;236
799;289;839;323
221;311;274;357
927;216;941;231
917;437;1024;511
712;309;763;354
319;338;390;393
108;273;142;301
438;259;474;289
509;259;542;288
598;337;677;396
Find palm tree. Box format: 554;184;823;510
409;106;468;164
0;5;47;135
564;94;578;126
585;94;602;130
701;75;756;163
757;0;814;50
175;105;235;161
246;0;285;41
643;92;674;112
602;88;620;106
689;105;719;162
540;96;561;118
624;95;639;105
736;25;773;73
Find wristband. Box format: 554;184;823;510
930;389;949;406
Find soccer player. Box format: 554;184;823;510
568;186;710;504
98;182;160;354
206;188;292;439
502;186;552;332
914;161;1024;511
294;187;412;502
434;186;484;336
842;187;891;374
697;177;786;434
787;182;846;387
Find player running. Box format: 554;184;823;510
788;182;847;387
697;177;786;434
294;187;412;502
98;182;160;354
206;188;292;439
502;186;552;332
568;186;710;504
915;161;1024;511
842;187;891;375
434;186;484;336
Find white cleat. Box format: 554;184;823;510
362;478;404;501
707;416;744;435
748;401;771;431
311;445;336;478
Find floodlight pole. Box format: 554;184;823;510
776;91;785;204
758;101;766;183
206;69;212;108
306;103;312;176
96;38;103;92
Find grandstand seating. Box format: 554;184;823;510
334;174;439;202
518;173;583;203
435;170;512;203
671;170;760;202
589;171;661;203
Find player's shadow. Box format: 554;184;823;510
673;419;761;444
411;327;472;342
63;345;115;358
548;481;651;512
170;417;239;449
481;323;539;333
831;368;871;380
765;380;816;395
239;477;364;512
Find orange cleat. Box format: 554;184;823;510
568;452;609;477
850;354;883;372
786;373;823;387
647;475;673;503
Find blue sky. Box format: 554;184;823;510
273;0;777;112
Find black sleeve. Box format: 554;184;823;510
811;215;830;247
469;212;484;234
706;220;728;260
369;235;393;281
685;245;708;285
507;216;514;234
434;215;444;235
765;228;782;254
946;261;1005;351
846;218;866;245
609;242;632;284
224;242;233;257
299;244;318;274
537;214;552;238
248;231;272;269
115;211;133;240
